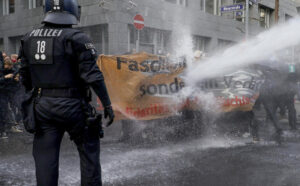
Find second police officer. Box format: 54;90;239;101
19;0;114;185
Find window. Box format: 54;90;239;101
8;0;14;14
1;0;8;15
0;0;14;15
259;6;273;28
179;0;188;7
205;0;214;14
218;39;235;49
234;0;245;22
157;30;171;53
193;36;210;52
79;25;109;54
200;0;204;11
0;38;3;52
200;0;218;14
285;14;292;21
129;26;154;44
0;0;3;15
9;36;22;54
234;0;244;3
235;11;244;22
29;0;43;9
165;0;176;4
129;25;136;45
165;0;188;7
128;25;171;54
140;28;154;44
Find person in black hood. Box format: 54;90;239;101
0;51;3;70
253;62;283;143
0;58;18;139
277;62;298;130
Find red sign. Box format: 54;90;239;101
133;14;144;30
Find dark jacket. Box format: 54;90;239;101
0;68;19;94
0;51;3;70
19;24;112;119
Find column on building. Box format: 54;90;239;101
108;22;129;55
208;37;219;52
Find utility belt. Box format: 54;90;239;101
32;87;104;139
35;88;82;99
22;87;84;134
83;102;104;139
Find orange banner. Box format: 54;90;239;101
96;53;261;120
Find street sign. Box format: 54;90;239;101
134;14;145;30
236;11;243;16
133;14;144;52
220;4;244;13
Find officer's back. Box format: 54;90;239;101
19;1;114;186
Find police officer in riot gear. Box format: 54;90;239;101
19;0;114;185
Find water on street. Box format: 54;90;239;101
2;105;300;186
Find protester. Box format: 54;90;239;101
10;54;18;64
280;62;298;130
0;58;15;139
0;55;23;139
2;52;7;60
10;57;23;132
0;51;3;69
0;47;298;146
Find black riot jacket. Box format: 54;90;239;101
0;68;19;95
0;51;3;70
19;24;111;107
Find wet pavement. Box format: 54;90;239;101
2;127;300;186
2;105;300;186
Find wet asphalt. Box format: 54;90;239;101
2;107;300;186
1;128;300;186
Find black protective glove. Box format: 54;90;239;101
104;106;115;127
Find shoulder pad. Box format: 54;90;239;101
21;31;33;42
63;28;82;38
71;32;97;55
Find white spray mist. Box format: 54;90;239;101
186;17;300;86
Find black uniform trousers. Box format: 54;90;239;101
33;96;102;186
279;92;297;130
0;92;9;132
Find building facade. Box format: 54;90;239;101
0;0;298;55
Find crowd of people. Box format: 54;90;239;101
0;51;23;139
0;48;299;143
